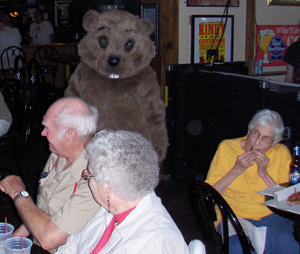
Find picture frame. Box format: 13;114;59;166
54;0;73;27
191;15;234;64
267;0;300;5
141;3;160;55
187;0;239;7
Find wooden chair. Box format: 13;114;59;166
33;45;58;87
189;180;251;254
0;46;26;80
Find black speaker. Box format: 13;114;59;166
164;63;300;179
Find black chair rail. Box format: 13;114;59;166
189;180;251;254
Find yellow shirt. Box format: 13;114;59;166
206;136;291;226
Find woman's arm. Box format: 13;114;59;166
213;150;256;194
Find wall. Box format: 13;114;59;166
178;0;300;77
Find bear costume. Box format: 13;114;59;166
65;10;168;162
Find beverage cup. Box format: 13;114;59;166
0;223;14;254
248;61;260;76
4;237;32;254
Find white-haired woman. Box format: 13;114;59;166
206;109;298;253
55;130;190;254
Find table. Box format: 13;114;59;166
43;54;81;88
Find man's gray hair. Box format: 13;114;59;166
86;130;160;201
53;98;98;140
248;109;284;144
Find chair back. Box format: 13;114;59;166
0;46;26;79
189;180;251;254
14;55;28;84
18;85;37;145
33;45;58;72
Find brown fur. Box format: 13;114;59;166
65;10;168;161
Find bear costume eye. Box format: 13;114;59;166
124;40;134;52
99;37;108;49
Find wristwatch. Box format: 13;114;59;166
14;191;29;202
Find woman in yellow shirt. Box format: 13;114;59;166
206;109;298;254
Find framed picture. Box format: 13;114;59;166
187;0;239;7
191;15;234;64
268;0;300;5
141;3;160;55
55;0;73;27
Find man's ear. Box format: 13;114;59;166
66;128;77;144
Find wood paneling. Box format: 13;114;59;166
245;0;255;62
141;0;179;100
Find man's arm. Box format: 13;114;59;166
285;64;294;83
13;224;30;238
0;175;70;250
15;196;70;250
50;33;55;44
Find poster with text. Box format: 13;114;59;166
256;25;300;66
191;16;233;64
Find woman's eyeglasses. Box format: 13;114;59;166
250;130;274;144
82;169;94;181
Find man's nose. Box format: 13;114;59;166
41;128;46;136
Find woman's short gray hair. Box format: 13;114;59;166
248;109;284;144
86;130;160;201
53;98;98;140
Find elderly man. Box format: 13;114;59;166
0;97;100;253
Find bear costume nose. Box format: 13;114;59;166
108;57;120;67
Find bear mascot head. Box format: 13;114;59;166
65;9;168;162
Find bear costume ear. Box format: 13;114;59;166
82;10;101;32
136;18;155;36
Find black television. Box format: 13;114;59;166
164;62;300;179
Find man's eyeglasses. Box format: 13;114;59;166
250;130;274;144
82;169;94;181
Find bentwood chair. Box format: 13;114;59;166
0;46;26;80
33;45;58;87
0;78;23;179
189;180;251;254
27;59;64;114
14;55;28;84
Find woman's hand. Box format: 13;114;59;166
255;150;270;178
234;150;256;173
254;150;276;187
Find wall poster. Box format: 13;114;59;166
191;15;233;64
55;0;73;27
256;25;300;66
